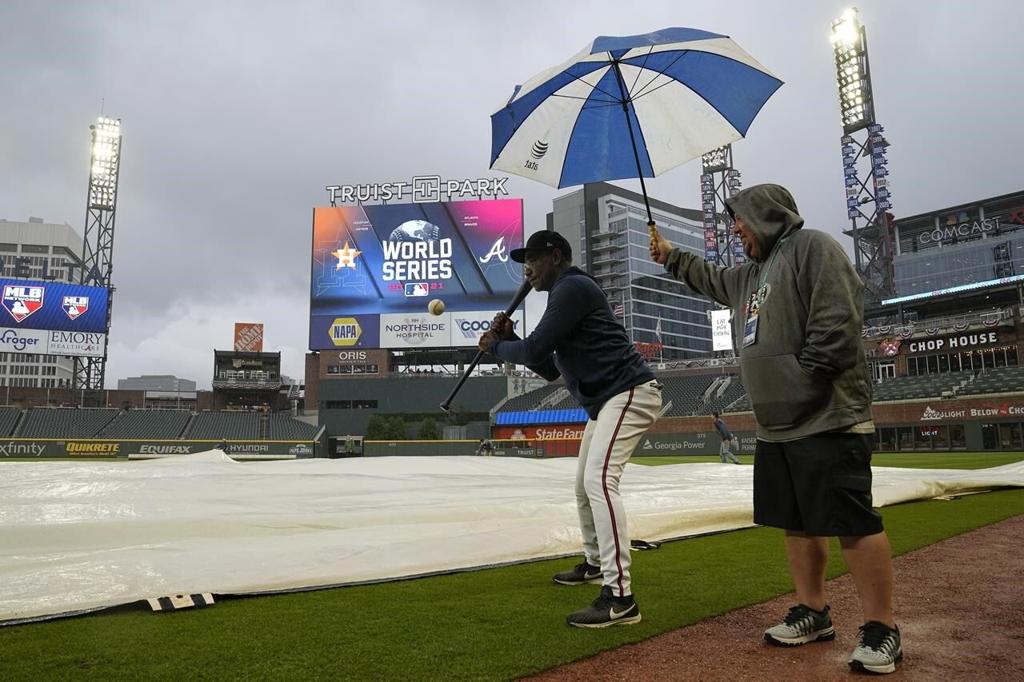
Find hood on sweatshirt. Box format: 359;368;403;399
724;184;805;262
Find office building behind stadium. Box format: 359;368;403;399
0;217;85;389
491;189;1024;454
548;182;717;360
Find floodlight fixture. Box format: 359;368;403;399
831;7;875;134
88;117;122;210
701;146;730;174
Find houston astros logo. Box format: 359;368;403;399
333;241;362;269
530;140;549;160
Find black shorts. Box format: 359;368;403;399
753;432;883;537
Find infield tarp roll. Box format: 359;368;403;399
1;452;1022;622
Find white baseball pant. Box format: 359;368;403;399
575;380;662;597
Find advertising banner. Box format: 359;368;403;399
309;199;523;350
0;327;105;358
233;323;264;352
0;279;109;333
0;439;316;459
378;313;452;349
448;310;525;347
710;309;733;351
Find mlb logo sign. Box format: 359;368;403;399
404;282;429;297
63;295;90;321
2;285;45;323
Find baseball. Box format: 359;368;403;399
427;298;445;316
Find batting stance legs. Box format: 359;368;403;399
574;380;662;598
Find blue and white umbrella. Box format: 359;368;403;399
490;27;782;221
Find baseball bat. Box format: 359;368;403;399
440;279;532;413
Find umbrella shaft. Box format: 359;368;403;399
611;61;654;225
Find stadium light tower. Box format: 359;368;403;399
831;8;894;311
73;116;122;390
699;144;745;267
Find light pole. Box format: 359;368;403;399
831;8;894;313
700;145;744;267
73;116;122;390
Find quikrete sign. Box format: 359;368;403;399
907;332;999;354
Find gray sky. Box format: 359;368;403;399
1;0;1021;388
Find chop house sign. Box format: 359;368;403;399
907;331;998;354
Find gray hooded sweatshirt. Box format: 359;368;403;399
663;184;872;442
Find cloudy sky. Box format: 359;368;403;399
1;0;1021;388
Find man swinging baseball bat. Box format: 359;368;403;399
478;229;662;628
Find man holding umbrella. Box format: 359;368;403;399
649;184;902;674
478;229;662;629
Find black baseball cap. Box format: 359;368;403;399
510;230;573;263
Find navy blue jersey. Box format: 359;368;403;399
713;417;732;441
492;267;655;419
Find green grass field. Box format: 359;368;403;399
0;453;1021;680
635;451;1024;469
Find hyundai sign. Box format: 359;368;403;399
310;199;524;350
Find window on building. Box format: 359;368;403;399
877;427;896;451
981;423;998;449
21;244;49;254
914;426;935;450
949;424;966;449
998;422;1022;450
897;427;914;450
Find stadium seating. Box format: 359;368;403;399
267;414;319;440
871;371;973;402
957;367;1024;396
498;384;563;412
18;408;120;438
183;411;260;440
98;410;192;439
0;406;21;437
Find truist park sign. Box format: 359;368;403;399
326;176;510;205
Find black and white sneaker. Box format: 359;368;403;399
566;586;641;628
552;560;602;586
764;604;836;646
849;621;902;674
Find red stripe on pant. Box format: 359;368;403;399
602;387;634;597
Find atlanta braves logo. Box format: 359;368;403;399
2;285;44;323
878;338;901;357
479;237;509;264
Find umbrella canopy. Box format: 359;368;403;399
490;28;782;194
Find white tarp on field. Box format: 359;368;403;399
1;453;1023;623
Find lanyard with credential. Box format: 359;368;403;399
742;236;787;348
